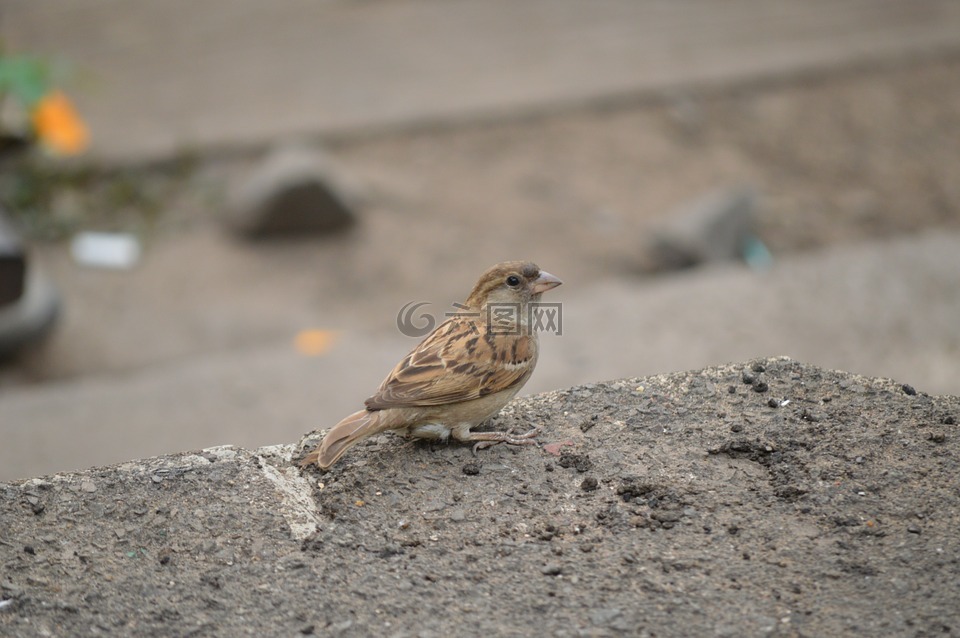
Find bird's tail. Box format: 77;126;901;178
299;409;382;470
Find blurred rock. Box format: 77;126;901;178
226;144;358;238
0;210;26;306
0;207;60;357
646;185;759;271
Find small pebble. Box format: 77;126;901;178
581;477;599;492
651;509;683;524
742;371;756;385
907;525;921;534
753;381;769;393
590;608;623;626
901;384;917;396
541;563;563;576
558;454;593;473
462;462;481;476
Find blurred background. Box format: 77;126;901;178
1;0;959;481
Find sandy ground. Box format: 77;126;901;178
9;56;960;382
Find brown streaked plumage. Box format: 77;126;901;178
299;261;562;470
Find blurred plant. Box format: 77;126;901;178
0;150;203;240
0;49;207;240
0;52;89;155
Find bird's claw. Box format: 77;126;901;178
471;426;542;456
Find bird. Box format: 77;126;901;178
299;261;562;470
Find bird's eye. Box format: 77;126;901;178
506;275;521;287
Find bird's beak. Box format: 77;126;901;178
531;271;562;295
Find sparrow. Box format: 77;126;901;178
299;261;562;470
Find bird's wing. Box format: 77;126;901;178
365;316;537;410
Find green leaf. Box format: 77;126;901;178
0;55;51;106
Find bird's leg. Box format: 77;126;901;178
454;426;542;455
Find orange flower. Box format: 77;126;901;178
31;90;89;155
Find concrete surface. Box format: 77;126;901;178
2;359;958;636
5;0;960;161
2;230;958;481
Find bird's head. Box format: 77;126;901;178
465;261;562;310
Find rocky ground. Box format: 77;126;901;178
2;359;958;636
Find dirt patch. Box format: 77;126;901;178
327;54;960;277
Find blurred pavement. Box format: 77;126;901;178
5;0;960;161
